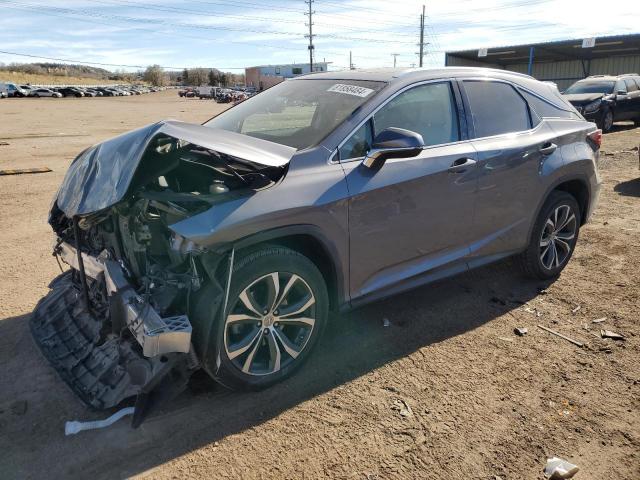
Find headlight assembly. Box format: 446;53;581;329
583;99;602;114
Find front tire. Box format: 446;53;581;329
518;191;580;280
599;108;614;132
200;246;329;390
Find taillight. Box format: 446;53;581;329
588;129;602;150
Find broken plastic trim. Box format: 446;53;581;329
57;241;192;357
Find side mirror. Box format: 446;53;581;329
362;127;424;169
616;90;628;99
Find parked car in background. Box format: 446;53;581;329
34;67;602;420
563;74;640;131
55;87;84;98
0;90;7;99
0;82;29;97
31;88;62;98
20;85;36;96
95;87;115;96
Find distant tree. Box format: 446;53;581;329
143;64;167;86
182;68;189;85
220;73;227;87
208;69;217;86
187;68;208;86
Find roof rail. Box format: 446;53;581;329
620;73;639;76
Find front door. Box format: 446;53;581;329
341;81;478;301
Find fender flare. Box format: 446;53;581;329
526;173;592;242
213;224;349;309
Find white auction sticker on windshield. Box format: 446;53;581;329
327;84;374;97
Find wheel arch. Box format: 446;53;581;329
214;225;347;313
527;174;591;245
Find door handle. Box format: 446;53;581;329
539;142;557;155
448;157;477;173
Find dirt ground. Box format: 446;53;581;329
0;91;638;480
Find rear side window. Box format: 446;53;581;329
463;80;531;137
519;89;576;119
615;81;627;93
624;79;638;92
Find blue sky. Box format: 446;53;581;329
0;0;637;73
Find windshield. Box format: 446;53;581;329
564;81;614;95
204;79;386;149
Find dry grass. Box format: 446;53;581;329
0;71;121;86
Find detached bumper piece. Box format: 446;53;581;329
31;243;198;428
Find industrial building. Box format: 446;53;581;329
445;33;640;90
245;62;329;91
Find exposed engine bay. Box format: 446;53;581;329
31;123;289;427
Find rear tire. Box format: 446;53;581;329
518;191;580;280
198;246;329;390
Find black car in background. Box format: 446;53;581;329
55;87;84;98
563;74;640;131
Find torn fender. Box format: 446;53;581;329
55;120;296;217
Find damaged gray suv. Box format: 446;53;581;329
33;68;602;424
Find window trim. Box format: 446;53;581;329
334;78;466;163
457;77;543;141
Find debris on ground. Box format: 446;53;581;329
537;325;584;348
543;457;579;479
571;306;581;314
498;336;514;342
0;141;9;146
382;318;390;327
514;327;528;336
391;399;412;418
601;329;625;340
592;317;607;324
524;306;542;317
0;167;52;176
65;406;135;436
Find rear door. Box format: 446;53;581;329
341;80;478;300
460;79;565;264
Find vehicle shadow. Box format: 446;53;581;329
614;177;640;197
0;260;552;479
607;122;636;134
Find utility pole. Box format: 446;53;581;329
304;0;315;73
391;53;400;68
419;4;425;67
349;51;355;70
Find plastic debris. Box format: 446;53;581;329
514;327;528;336
382;318;390;327
537;325;584;348
65;407;135;435
391;399;412;417
544;457;579;479
571;306;581;314
592;317;606;324
601;329;625;340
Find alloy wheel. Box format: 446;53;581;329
539;205;577;270
224;272;316;376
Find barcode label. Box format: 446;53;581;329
327;84;374;97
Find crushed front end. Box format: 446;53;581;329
31;121;290;426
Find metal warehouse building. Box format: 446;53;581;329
445;33;640;91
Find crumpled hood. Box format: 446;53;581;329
54;120;296;217
562;93;604;105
